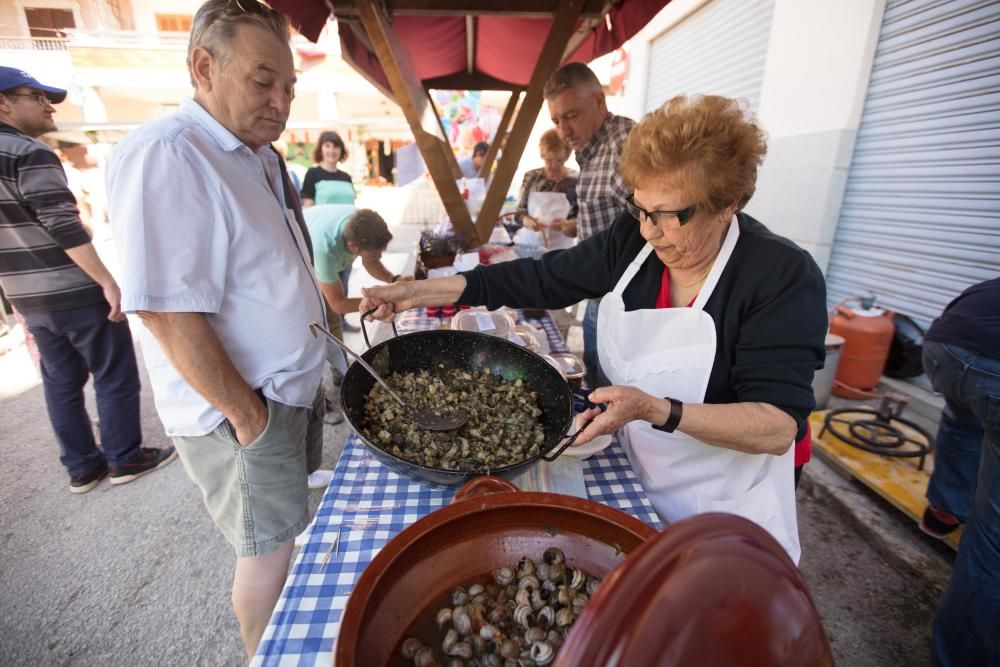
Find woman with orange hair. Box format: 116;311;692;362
361;96;826;561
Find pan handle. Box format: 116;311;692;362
360;306;398;349
541;419;593;462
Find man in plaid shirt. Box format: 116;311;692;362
544;62;635;387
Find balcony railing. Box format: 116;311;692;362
0;36;69;51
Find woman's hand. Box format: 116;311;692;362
359;282;413;321
570;385;657;446
360;275;468;322
556;218;577;238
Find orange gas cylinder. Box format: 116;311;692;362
830;298;895;397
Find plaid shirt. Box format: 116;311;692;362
574;113;636;240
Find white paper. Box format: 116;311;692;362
453;252;481;271
394;142;426;187
426;266;458;279
527;191;571;225
474;313;497;331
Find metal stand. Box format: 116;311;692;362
819;395;934;470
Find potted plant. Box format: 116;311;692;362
418;230;459;271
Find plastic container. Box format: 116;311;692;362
811;333;845;410
450;308;515;337
549;352;586;390
830;301;895;396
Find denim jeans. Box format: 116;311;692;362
24;303;143;475
922;340;1000;667
582;298;609;389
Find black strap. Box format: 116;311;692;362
270;145;314;264
651;397;684;433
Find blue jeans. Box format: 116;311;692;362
24;303;143;475
582;298;608;389
922;340;1000;667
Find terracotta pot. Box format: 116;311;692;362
556;513;834;667
334;477;656;666
419;251;456;270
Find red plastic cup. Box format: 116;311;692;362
425;306;441;317
442;304;458;318
459;305;472;310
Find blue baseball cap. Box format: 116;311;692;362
0;66;67;104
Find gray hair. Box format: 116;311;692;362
187;0;290;83
543;62;603;100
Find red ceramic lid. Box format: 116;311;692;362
555;513;834;667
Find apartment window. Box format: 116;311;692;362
106;0;135;31
25;7;75;39
155;14;193;33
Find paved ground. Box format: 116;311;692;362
0;224;955;666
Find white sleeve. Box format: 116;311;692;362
107;138;228;314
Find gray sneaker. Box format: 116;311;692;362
109;446;178;485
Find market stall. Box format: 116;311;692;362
269;0;668;247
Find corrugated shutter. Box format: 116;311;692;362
825;0;1000;330
644;0;775;114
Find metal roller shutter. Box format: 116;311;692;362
644;0;775;114
825;0;1000;329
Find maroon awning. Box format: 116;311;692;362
273;0;667;91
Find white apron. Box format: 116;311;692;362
596;220;800;563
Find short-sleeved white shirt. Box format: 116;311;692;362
106;98;326;437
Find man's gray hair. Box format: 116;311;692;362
543;62;603;100
187;0;290;82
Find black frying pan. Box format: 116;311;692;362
339;320;583;487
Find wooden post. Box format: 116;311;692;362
479;89;520;179
473;0;584;242
355;0;479;246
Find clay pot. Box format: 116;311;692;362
556;513;834;667
334;477;656;666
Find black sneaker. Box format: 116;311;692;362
109;446;178;486
919;505;961;539
70;462;108;494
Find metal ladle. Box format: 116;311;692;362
308;321;470;431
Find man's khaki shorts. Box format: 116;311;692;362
173;389;324;557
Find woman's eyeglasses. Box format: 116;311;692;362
624;194;697;229
4;92;52;107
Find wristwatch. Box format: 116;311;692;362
651;397;683;433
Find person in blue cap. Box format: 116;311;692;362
0;66;176;492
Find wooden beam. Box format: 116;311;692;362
473;0;584;242
561;0;614;60
423;72;523;91
479;89;520;179
465;15;475;74
332;0;608;19
355;0;479;247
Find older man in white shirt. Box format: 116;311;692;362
105;0;326;658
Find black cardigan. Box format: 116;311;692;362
459;211;828;439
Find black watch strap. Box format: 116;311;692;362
651;397;683;433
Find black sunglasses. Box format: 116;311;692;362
624;194;697;228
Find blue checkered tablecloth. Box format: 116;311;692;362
254;309;662;667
